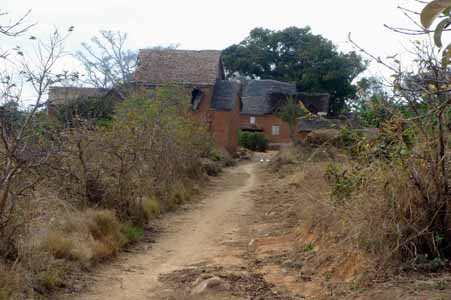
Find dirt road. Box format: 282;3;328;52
66;162;260;300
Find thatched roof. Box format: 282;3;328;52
298;118;340;132
48;87;113;105
134;49;224;86
211;80;241;111
241;80;296;115
296;93;330;114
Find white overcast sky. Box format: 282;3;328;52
3;0;428;80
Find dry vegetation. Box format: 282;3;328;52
0;87;226;299
266;136;450;298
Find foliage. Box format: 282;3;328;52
421;0;451;61
222;27;367;115
353;77;395;127
142;197;160;220
320;0;451;267
50;86;213;224
325;163;360;203
276;96;307;141
122;224;144;243
56;94;116;126
0;26;76;264
238;131;268;152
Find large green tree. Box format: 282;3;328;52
222;27;367;116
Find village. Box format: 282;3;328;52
48;48;337;154
0;0;450;300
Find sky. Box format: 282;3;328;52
2;0;429;85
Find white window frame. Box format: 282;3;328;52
272;125;280;136
250;116;256;125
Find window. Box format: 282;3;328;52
191;89;203;111
250;116;256;124
272;125;280;136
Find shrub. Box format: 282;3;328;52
142;197;161;220
43;231;76;260
306;129;341;146
36;267;64;292
68;209;127;260
238;131;268;152
87;210;125;243
325;163;360;203
0;266;20;300
122;225;144;243
49;87;214;223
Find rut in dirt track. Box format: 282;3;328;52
64;162;258;300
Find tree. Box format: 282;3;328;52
352;77;395;127
0;16;75;257
276;97;307;142
222;27;367;116
76;30;137;88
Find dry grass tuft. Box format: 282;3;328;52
0;265;21;300
85;209;127;258
43;231;77;260
142;197;160;220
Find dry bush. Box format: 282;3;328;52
39;209;127;275
324;122;450;269
0;264;21;300
305;129;340;146
273;137;449;280
0;86;217;297
43;231;77;260
47;87;214;224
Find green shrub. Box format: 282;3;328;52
238;131;268;152
122;225;144;243
325;163;360;203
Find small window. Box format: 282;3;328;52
191;89;203;111
272;125;280;136
250;116;256;124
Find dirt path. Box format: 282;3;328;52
66;162;259;300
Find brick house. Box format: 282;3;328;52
133;49;241;153
239;80;330;144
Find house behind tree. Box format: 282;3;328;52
239;80;331;144
133;49;241;153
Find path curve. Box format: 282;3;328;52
68;162;257;300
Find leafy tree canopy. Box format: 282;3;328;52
222;27;367;116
